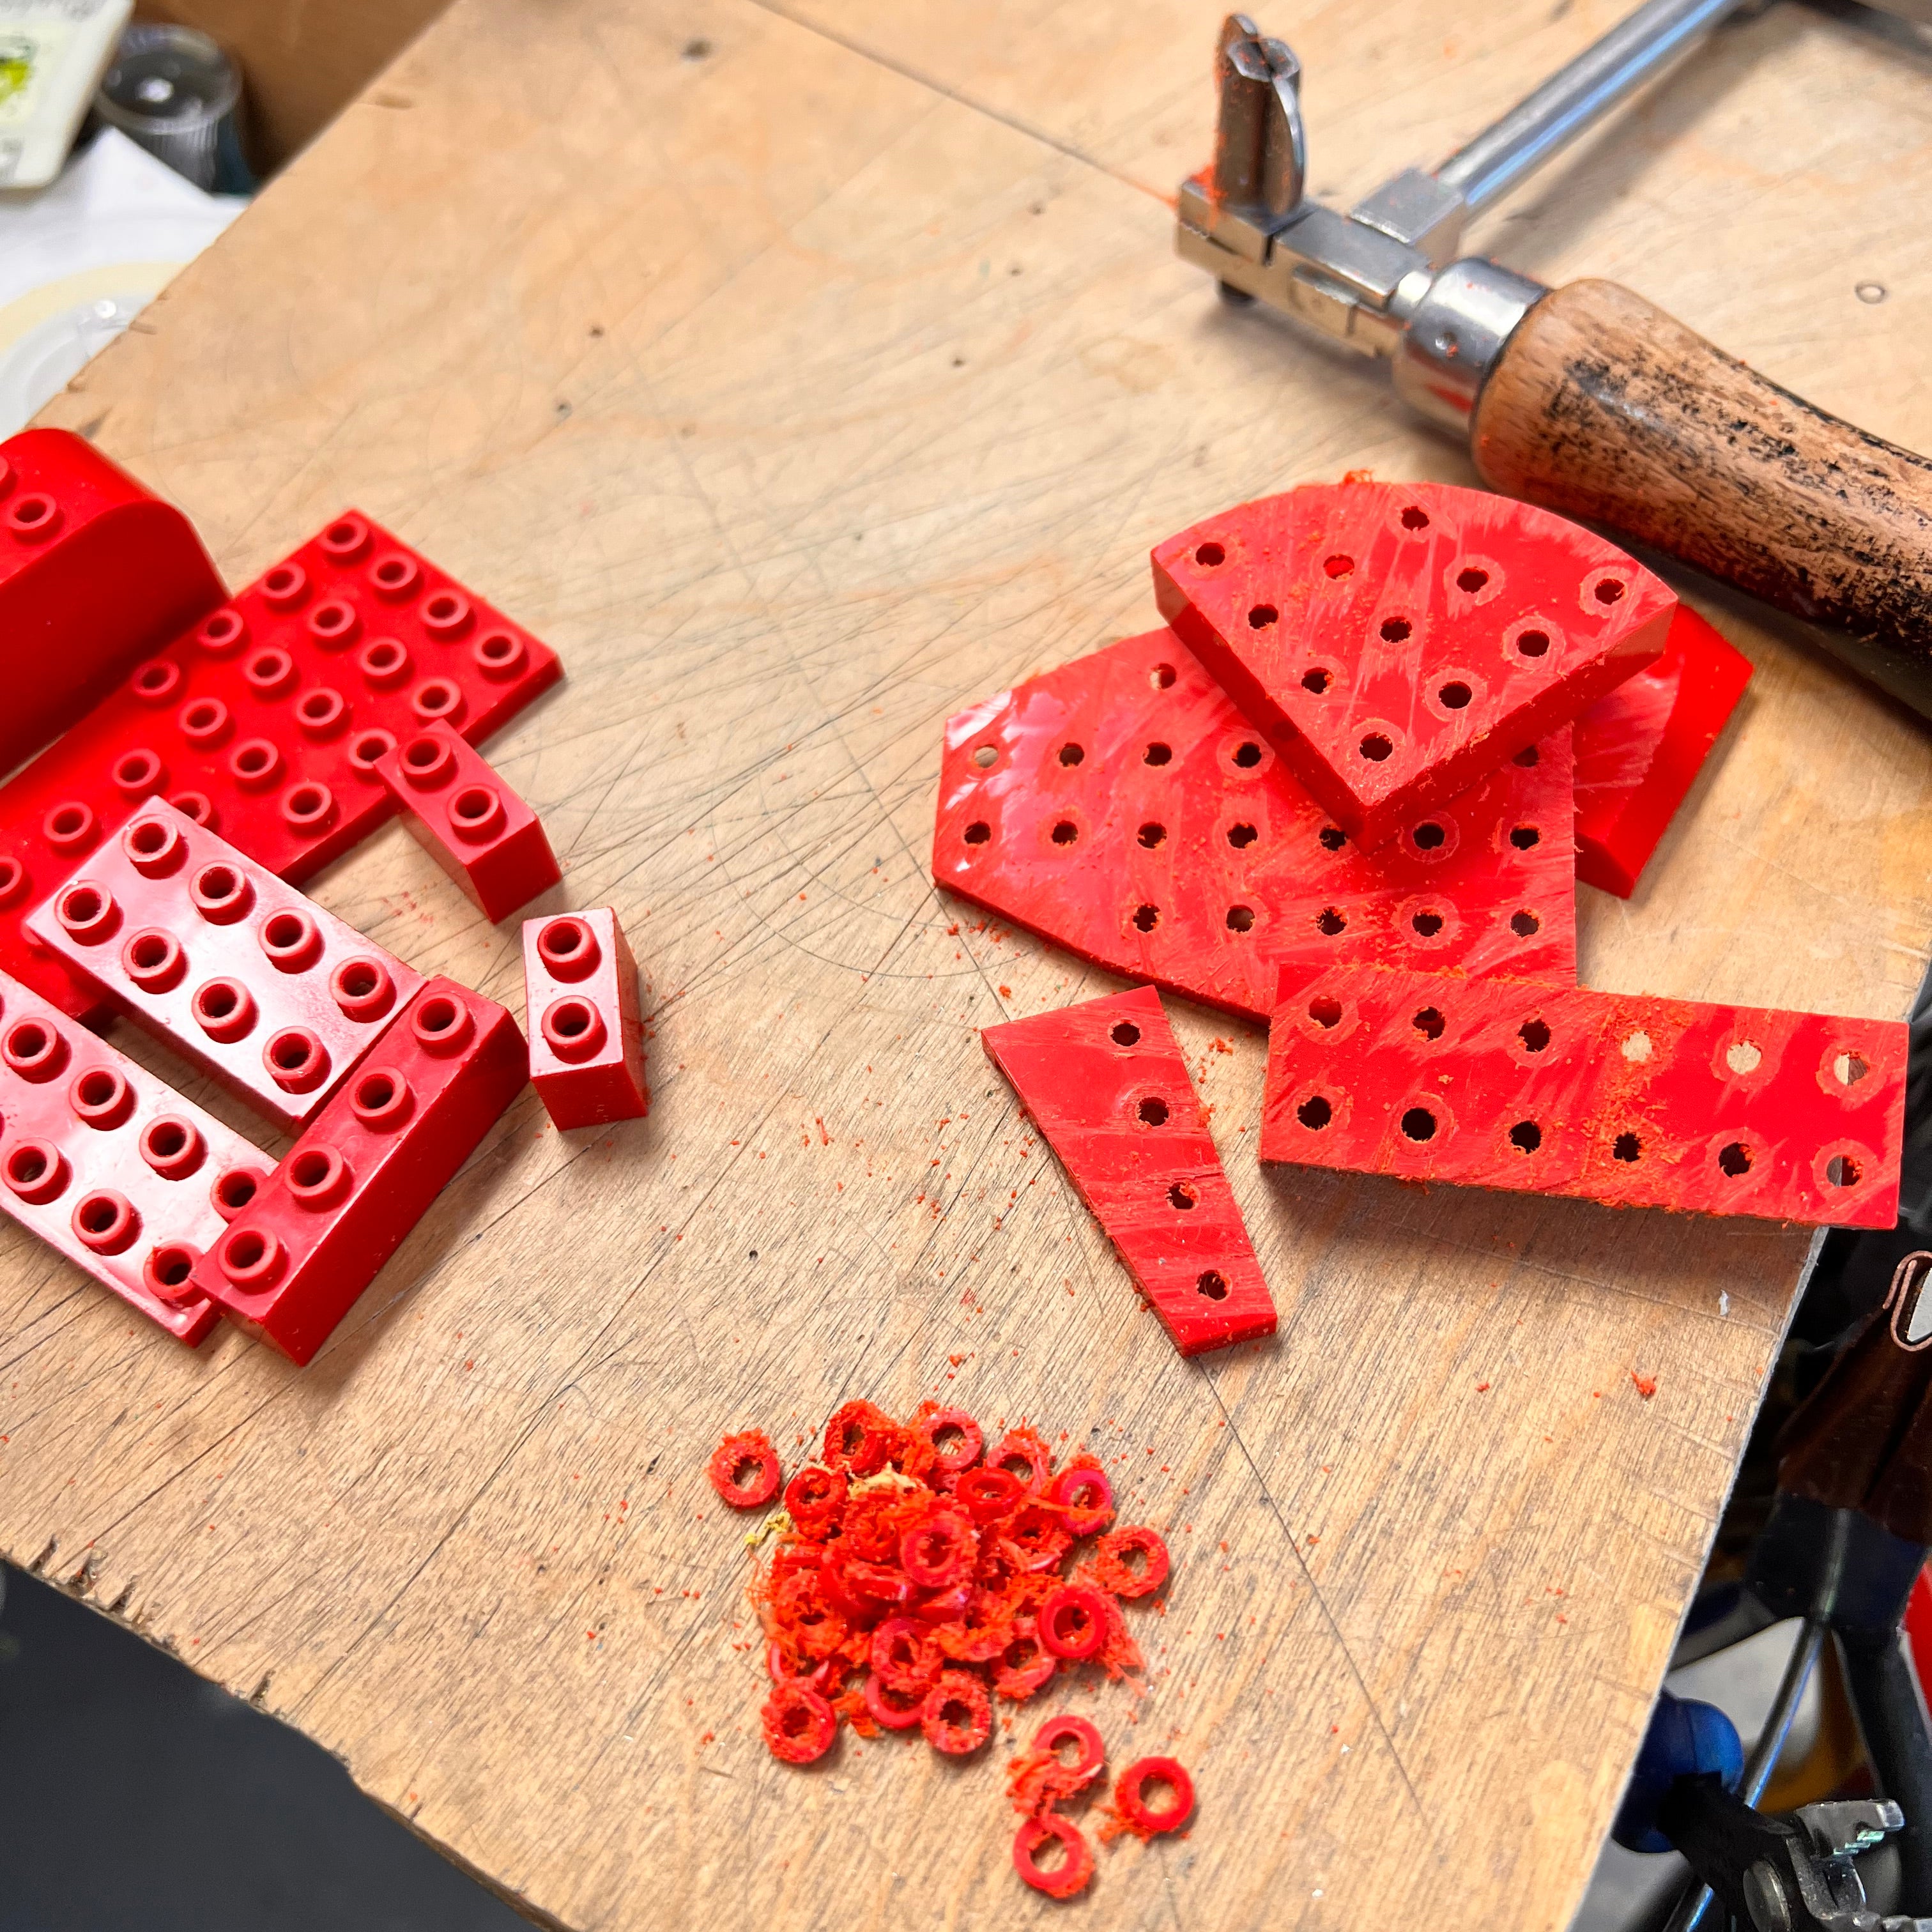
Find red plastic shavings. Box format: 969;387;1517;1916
933;629;1577;1021
822;1399;897;1475
1572;603;1753;898
1151;480;1673;845
1013;1815;1094;1898
921;1669;993;1754
707;1430;782;1509
981;986;1277;1354
1007;1713;1107;1816
783;1464;847;1530
760;1683;836;1765
1104;1756;1195;1840
989;1425;1055;1489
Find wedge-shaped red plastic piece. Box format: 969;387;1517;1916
0;508;561;1018
1260;963;1904;1227
1573;605;1753;898
26;801;423;1133
1152;480;1673;847
188;977;529;1364
0;967;271;1345
0;428;225;777
523;907;648;1128
934;629;1576;1020
376;723;560;922
982;986;1276;1354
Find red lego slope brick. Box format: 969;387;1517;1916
982;987;1276;1354
1572;605;1753;898
0;509;560;1019
1152;481;1673;847
934;629;1576;1020
523;908;648;1128
0;428;225;776
375;723;561;922
1260;963;1904;1227
26;801;423;1133
190;977;529;1365
0;967;272;1346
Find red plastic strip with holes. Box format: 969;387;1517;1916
1260;963;1904;1226
1151;480;1672;847
982;986;1276;1354
934;629;1576;1020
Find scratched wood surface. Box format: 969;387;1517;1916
6;1;1932;1927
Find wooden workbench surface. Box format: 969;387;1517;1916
7;1;1932;1925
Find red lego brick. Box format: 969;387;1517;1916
933;629;1576;1021
1573;605;1754;898
523;907;648;1128
24;801;424;1133
981;987;1276;1354
1259;963;1905;1227
0;508;562;1018
188;977;529;1364
0;428;225;778
376;723;561;922
1151;480;1673;847
0;965;272;1345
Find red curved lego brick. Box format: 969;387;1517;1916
982;987;1276;1354
0;428;224;777
523;907;648;1128
933;629;1575;1021
1152;480;1673;847
0;967;271;1345
375;722;561;923
25;801;424;1132
1261;963;1904;1227
0;509;562;1017
188;977;530;1364
1573;605;1753;898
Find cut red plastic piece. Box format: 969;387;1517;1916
1152;480;1673;847
1110;1756;1196;1837
1013;1816;1094;1897
1261;963;1905;1227
1573;604;1753;898
921;1668;993;1754
0;508;560;1020
187;977;529;1363
762;1682;838;1764
935;630;1576;1021
26;801;424;1133
981;986;1277;1354
708;1430;782;1508
1091;1526;1170;1599
521;907;648;1128
1036;1584;1108;1660
376;722;560;922
0;429;225;778
0;966;269;1345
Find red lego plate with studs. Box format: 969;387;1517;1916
1260;962;1905;1226
25;801;424;1133
982;986;1276;1354
1152;481;1673;848
0;508;560;1018
934;629;1575;1021
1572;604;1753;898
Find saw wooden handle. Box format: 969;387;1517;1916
1471;278;1932;710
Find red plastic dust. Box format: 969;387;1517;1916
1013;1815;1094;1899
921;1669;993;1755
708;1430;782;1508
761;1683;837;1765
1108;1756;1196;1838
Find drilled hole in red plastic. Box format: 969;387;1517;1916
1718;1142;1752;1177
1827;1154;1862;1187
1519;1019;1551;1053
1358;732;1392;762
1248;604;1277;629
1308;997;1341;1029
1193;541;1223;567
1411;910;1444;937
1131;903;1158;931
1110;1021;1140;1047
970;744;997;769
1057;743;1083;767
1151;662;1176;689
1315;907;1345;935
1510;1121;1542;1153
1510;910;1541;937
1380;617;1411;643
1167;1181;1196;1211
1593;578;1626;606
1412;1006;1445;1039
1142;742;1171;767
1227;822;1256;848
1836;1054;1871;1087
1225;905;1254;932
1438;682;1471;709
1322;555;1353;578
1297;1094;1332;1130
1050;820;1077;846
1412;822;1445;850
1515;630;1551;659
1400;1107;1438;1142
1457;567;1489;593
1510;824;1540;850
1613;1132;1642;1163
963;822;990;845
1232;741;1261;768
1137;822;1165;849
1400;505;1430;530
1317;826;1346;852
1137;1096;1169;1127
1301;666;1331;695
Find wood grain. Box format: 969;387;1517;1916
3;1;1932;1929
1475;278;1932;712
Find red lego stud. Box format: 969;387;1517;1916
1573;604;1753;898
0;429;225;779
188;977;530;1364
1261;962;1905;1227
522;907;648;1128
934;629;1576;1022
0;966;272;1345
1151;480;1674;847
375;721;560;922
981;986;1276;1354
25;801;424;1132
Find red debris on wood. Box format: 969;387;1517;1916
1013;1815;1094;1897
981;986;1276;1354
708;1430;782;1508
1152;479;1671;846
1007;1713;1107;1816
1103;1755;1196;1840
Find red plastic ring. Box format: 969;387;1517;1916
1036;1584;1108;1662
706;1430;781;1508
760;1682;836;1765
1113;1756;1195;1836
1012;1816;1093;1899
920;1670;992;1755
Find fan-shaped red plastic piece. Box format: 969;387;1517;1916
1152;480;1673;847
982;986;1276;1354
934;629;1575;1020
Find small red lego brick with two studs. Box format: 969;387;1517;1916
521;907;648;1128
